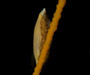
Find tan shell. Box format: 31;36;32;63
33;8;50;64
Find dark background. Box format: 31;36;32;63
2;0;89;75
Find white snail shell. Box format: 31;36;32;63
33;8;50;64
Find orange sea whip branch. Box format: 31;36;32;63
33;0;66;75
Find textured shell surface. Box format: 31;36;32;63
33;8;50;64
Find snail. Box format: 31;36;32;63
33;1;66;75
33;8;50;64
